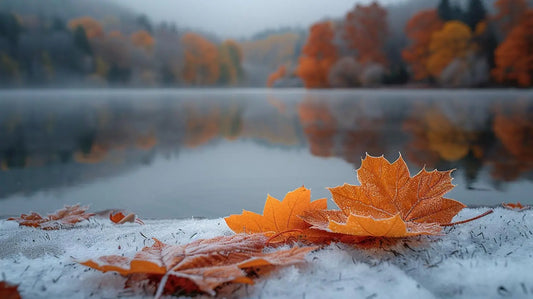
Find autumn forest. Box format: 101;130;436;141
2;1;533;297
1;0;532;88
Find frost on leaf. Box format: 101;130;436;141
7;205;95;230
224;186;341;244
301;154;466;237
502;202;530;211
78;234;315;296
109;211;144;225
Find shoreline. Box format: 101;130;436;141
1;207;532;298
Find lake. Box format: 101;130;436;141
0;89;532;219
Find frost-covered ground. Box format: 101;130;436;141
1;208;533;299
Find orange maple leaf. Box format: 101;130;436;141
0;281;21;299
300;154;466;237
79;234;315;296
502;202;530;211
109;212;144;225
8;205;95;230
224;186;341;244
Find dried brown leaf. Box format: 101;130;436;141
8;205;95;230
79;234;315;296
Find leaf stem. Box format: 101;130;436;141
441;210;493;227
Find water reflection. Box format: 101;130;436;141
0;89;532;217
299;92;533;187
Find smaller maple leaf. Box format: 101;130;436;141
224;186;340;244
78;234;316;296
109;212;144;225
301;154;466;238
0;281;21;299
8;205;95;230
502;202;530;211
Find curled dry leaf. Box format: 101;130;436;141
7;205;95;230
78;234;315;296
109;212;144;225
502;202;530;211
0;281;21;299
300;154;466;237
224;186;344;244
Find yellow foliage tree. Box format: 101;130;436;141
426;21;472;78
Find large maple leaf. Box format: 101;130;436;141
224;186;340;243
8;205;95;230
300;154;466;237
79;234;315;296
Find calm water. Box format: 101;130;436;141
0;89;532;219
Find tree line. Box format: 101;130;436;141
1;0;531;88
0;12;244;87
270;0;533;88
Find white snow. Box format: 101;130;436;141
1;208;533;298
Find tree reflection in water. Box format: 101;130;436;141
0;90;531;210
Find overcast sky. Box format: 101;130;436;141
113;0;398;38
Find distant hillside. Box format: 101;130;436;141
0;0;253;88
1;0;532;88
0;0;135;20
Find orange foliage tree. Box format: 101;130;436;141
402;10;444;81
298;97;337;157
68;17;104;39
184;104;221;147
297;22;337;88
181;33;220;85
427;21;473;78
493;0;528;35
493;105;533;163
130;30;155;52
492;10;533;86
266;65;287;87
344;2;388;65
490;102;533;181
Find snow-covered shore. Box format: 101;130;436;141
1;208;532;298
